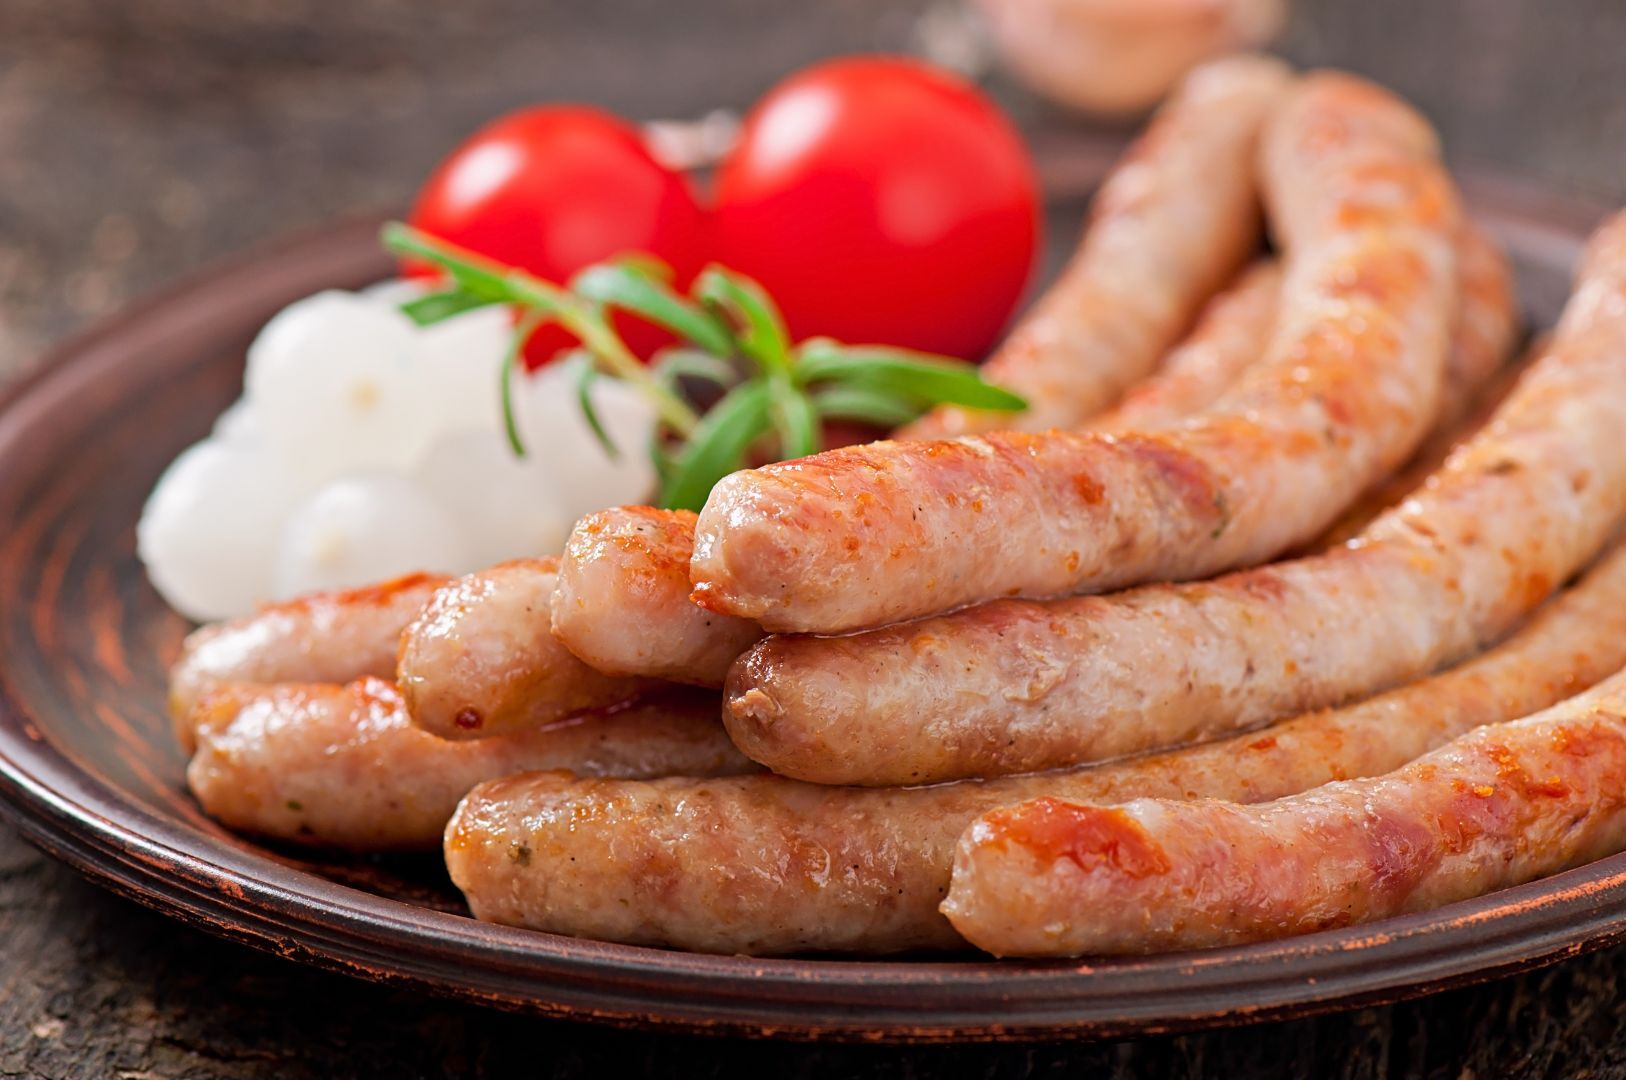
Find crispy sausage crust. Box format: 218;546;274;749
397;558;655;740
905;54;1289;440
441;538;1626;954
945;674;1626;957
550;507;762;686
188;680;753;851
168;572;446;753
693;73;1461;634
722;211;1626;786
1091;259;1282;431
1313;220;1520;545
479;219;1506;691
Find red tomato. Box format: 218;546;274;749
713;57;1040;361
407;106;708;368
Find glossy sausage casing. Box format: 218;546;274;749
189;680;754;851
168;572;446;752
442;536;1626;954
550;507;762;686
398;558;656;740
693;71;1460;634
944;675;1626;956
721;210;1626;786
905;54;1290;440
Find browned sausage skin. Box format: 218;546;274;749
721;212;1626;787
168;572;447;753
1091;259;1282;431
398;558;656;740
944;672;1626;957
905;54;1290;441
550;507;762;686
442;537;1626;954
692;72;1460;635
501;218;1505;692
188;681;754;851
1310;219;1519;545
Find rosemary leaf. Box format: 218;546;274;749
660;381;773;512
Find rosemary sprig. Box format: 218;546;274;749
382;222;1026;511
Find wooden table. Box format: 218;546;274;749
4;1;1626;1073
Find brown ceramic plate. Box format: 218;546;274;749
0;173;1623;1044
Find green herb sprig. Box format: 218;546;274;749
382;222;1026;511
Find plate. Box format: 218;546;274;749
0;176;1622;1044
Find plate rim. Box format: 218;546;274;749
3;185;1626;1044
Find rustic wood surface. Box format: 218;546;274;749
5;0;1626;1075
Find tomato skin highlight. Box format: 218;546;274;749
713;57;1041;362
406;106;709;368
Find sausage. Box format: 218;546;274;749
692;73;1461;634
188;680;754;851
1313;335;1532;548
550;507;762;686
1091;259;1281;431
397;558;656;740
943;673;1626;957
441;537;1626;954
168;572;446;753
1311;221;1520;545
903;54;1289;441
526;221;1499;690
1098;219;1510;439
544;260;1284;688
722;210;1626;786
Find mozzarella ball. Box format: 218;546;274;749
415;430;572;566
413;303;516;437
244;290;441;484
211;397;263;446
514;355;659;520
272;474;469;597
137;438;303;621
358;277;427;306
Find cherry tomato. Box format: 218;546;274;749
407;106;708;368
713;57;1040;361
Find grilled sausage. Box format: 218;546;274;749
1311;220;1519;545
188;681;753;851
1091;259;1281;431
398;558;656;739
168;572;446;752
904;54;1290;440
693;72;1461;634
441;536;1626;954
520;218;1504;689
944;672;1626;956
550;507;762;686
722;210;1626;785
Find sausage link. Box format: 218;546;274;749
189;680;753;851
904;55;1288;440
693;72;1460;634
442;536;1626;953
1311;219;1519;545
168;572;446;752
529;219;1501;688
550;507;762;686
944;674;1626;956
1091;259;1282;431
398;558;656;739
722;210;1626;785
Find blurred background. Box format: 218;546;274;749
2;0;1624;383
